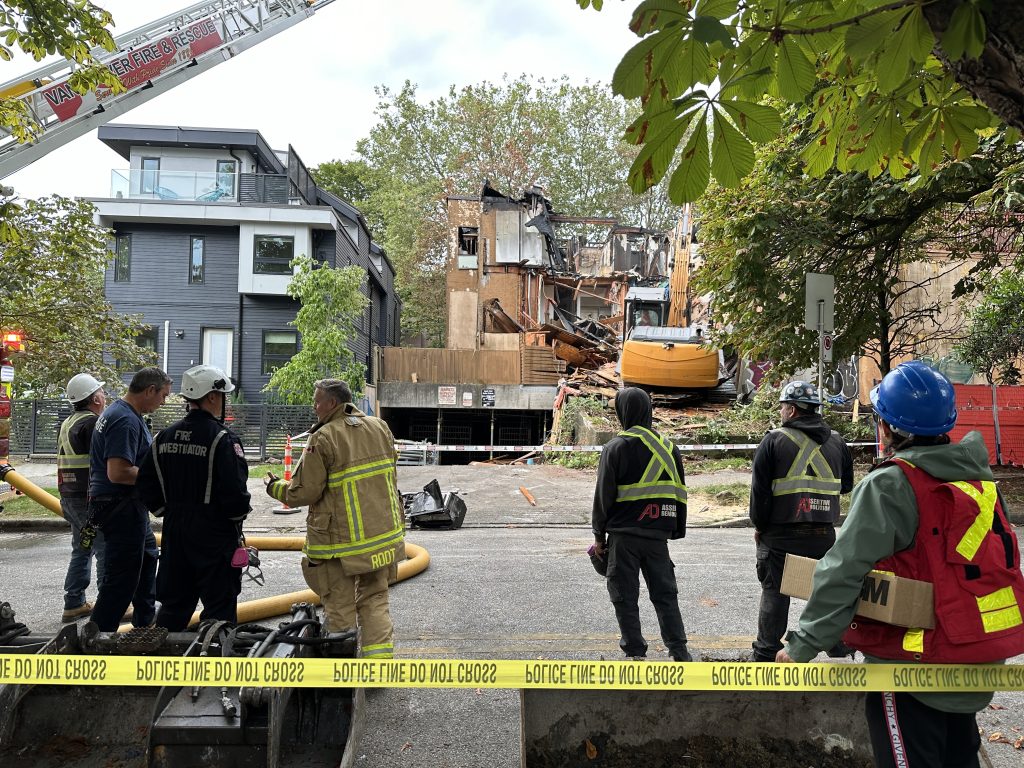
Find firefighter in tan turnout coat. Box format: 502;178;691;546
266;379;405;659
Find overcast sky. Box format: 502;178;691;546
4;0;638;200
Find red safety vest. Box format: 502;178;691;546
844;458;1024;663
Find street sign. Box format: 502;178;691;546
822;332;834;363
804;273;835;332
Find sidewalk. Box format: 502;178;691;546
0;460;754;531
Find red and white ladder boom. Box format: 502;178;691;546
0;0;336;179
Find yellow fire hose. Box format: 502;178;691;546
1;466;431;626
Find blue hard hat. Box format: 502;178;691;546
870;360;957;436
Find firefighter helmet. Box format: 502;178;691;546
65;373;104;404
180;365;235;400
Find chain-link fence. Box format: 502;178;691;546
9;399;317;460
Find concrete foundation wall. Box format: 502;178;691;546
378;382;557;411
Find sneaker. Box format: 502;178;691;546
61;602;93;622
671;648;694;662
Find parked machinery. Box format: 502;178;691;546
0;601;362;768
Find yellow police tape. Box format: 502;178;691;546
2;656;1024;692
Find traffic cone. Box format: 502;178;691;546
272;434;301;515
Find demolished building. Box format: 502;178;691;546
374;181;686;460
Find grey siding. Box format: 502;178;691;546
239;295;300;398
106;224;241;390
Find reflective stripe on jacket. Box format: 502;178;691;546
57;410;96;496
844;458;1024;663
768;427;842;525
614;426;688;506
268;403;405;573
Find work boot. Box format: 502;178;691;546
61;602;93;622
671;647;694;662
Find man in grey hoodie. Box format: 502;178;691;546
592;387;692;662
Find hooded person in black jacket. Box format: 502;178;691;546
592;387;692;662
749;380;854;662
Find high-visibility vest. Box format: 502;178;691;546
844;458;1024;663
769;427;842;524
614;426;687;506
57;411;93;470
267;406;404;573
57;410;94;495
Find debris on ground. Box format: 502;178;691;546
401;480;467;529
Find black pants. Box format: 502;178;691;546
752;528;834;661
606;533;687;658
90;495;158;632
155;512;241;631
865;691;980;768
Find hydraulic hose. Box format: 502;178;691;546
0;463;431;625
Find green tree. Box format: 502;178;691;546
957;270;1024;384
264;255;369;404
0;195;151;394
695;126;1023;375
314;76;681;347
579;0;1024;202
0;1;120;146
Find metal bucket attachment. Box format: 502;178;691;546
521;689;873;768
0;603;363;768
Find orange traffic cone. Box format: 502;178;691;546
272;434;301;515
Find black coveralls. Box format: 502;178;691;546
137;409;250;630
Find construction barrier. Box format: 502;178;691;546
1;657;1022;691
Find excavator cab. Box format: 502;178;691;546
620;287;723;391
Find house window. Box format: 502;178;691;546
141;157;159;194
253;235;294;275
114;234;131;282
457;226;479;269
216;159;237;197
262;330;298;375
189;236;205;284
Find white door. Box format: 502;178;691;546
202;328;234;378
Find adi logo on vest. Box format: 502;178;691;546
637;503;677;521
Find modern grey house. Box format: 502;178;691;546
91;124;400;402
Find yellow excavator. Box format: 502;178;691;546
619;285;723;389
618;204;734;399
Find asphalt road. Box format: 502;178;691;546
2;526;1023;768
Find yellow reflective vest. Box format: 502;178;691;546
769;426;843;524
267;403;404;573
57;410;96;497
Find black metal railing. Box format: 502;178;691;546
10;400;317;460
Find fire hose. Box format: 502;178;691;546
0;464;431;625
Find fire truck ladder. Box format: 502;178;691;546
0;0;336;179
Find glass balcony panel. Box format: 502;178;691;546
108;169;243;202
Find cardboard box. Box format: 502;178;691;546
781;554;935;629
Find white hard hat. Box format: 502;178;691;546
180;365;235;400
66;373;105;404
